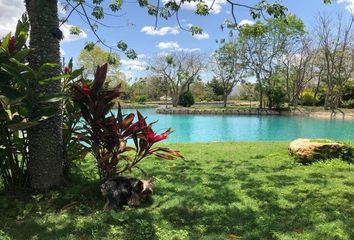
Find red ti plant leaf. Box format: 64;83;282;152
71;63;182;181
150;147;184;159
150;152;176;160
91;63;108;95
121;113;135;130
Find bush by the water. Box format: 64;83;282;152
300;90;317;106
134;95;147;104
179;91;195;107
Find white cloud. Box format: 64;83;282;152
121;59;147;71
337;0;354;14
193;32;210;40
239;19;255;26
157;41;180;49
0;0;25;37
137;54;149;59
60;48;65;56
58;1;67;15
156;41;200;52
177;47;201;52
141;26;180;36
121;70;134;80
163;0;226;14
60;24;87;43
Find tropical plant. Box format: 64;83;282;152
0;18;66;191
72;64;183;180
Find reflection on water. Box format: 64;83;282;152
120;108;354;142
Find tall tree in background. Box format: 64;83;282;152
315;13;354;110
282;36;316;106
150;52;205;107
77;46;127;94
239;15;305;108
212;42;246;107
77;46;120;78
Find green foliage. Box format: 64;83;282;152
179;91;195;107
92;6;104;19
207;78;224;98
69;26;82;35
341;99;354;109
342;80;354;102
0;17;68;191
134;95;147;104
77;46;121;78
117;40;127;51
166;55;174;65
109;0;123;12
301;90;317;106
61;58;88;174
339;144;354;163
190;26;203;36
195;3;209;16
267;84;286;109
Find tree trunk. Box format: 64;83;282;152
259;89;263;109
223;93;227;108
25;0;63;189
172;93;179;107
313;75;321;107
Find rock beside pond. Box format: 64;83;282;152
289;138;344;163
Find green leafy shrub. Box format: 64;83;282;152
300;90;317;106
134;95;147;104
0;16;67;191
267;85;286;109
179;91;195;107
339;144;354;163
341;99;354;109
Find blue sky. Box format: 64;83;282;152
1;0;353;80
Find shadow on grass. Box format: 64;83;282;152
1;142;353;240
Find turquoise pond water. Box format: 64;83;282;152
119;108;354;142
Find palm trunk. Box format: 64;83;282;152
25;0;63;189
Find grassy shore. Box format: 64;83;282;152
1;142;353;240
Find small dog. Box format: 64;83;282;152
100;176;154;211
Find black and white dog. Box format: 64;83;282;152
100;176;154;210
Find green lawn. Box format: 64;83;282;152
1;142;353;240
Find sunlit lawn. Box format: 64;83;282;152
0;142;353;240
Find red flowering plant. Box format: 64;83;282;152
72;63;183;180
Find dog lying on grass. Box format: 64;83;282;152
100;176;154;211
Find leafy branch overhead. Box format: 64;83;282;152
58;0;331;58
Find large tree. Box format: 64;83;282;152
150;52;205;107
77;46;120;78
238;14;305;108
282;36;316;106
25;0;63;189
315;13;354;110
212;41;246;107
